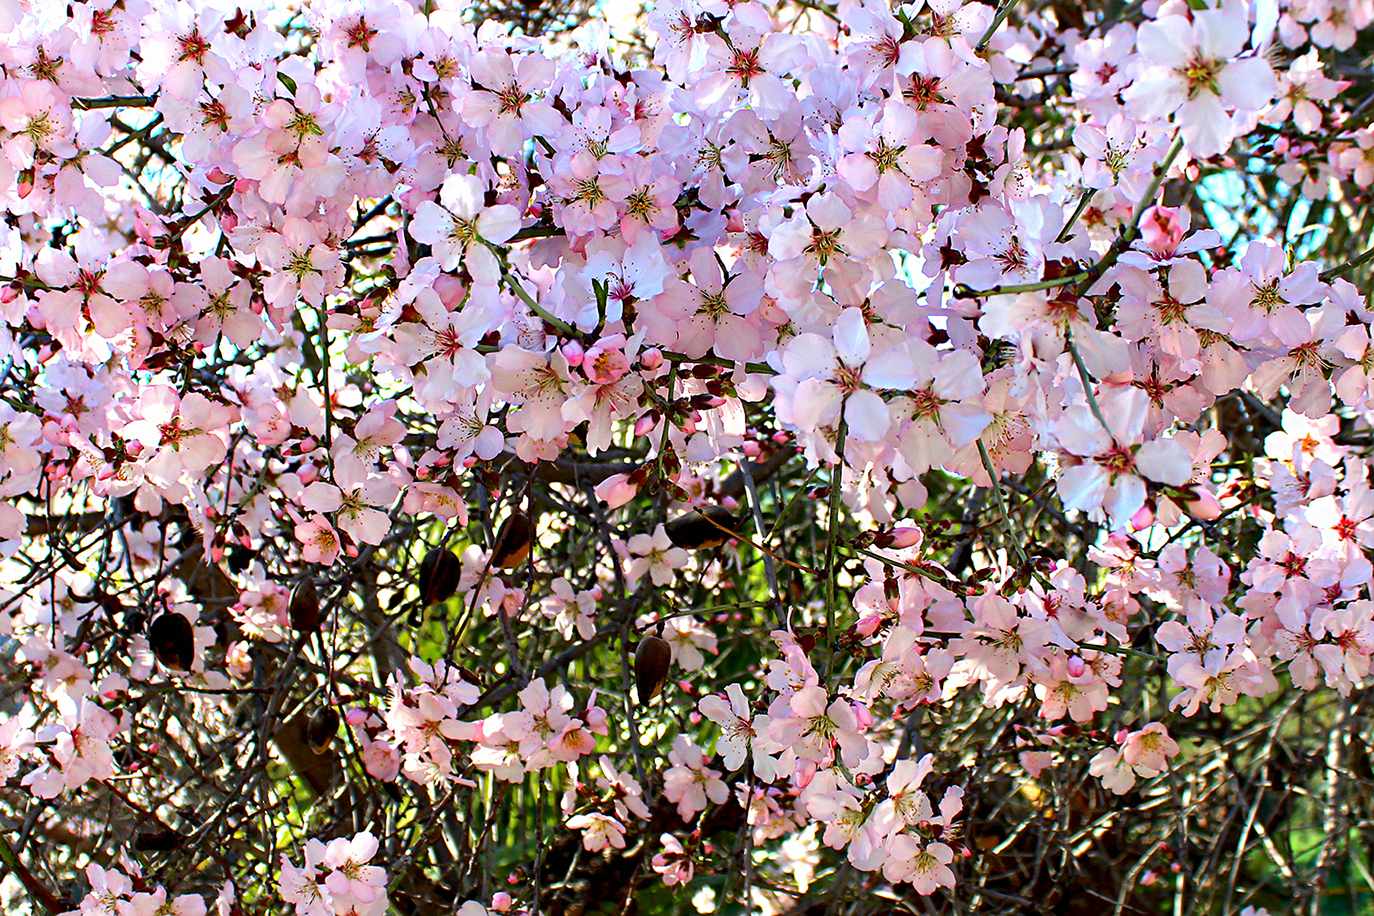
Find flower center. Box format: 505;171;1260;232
1097;446;1134;476
497;83;530;116
1181;56;1221;96
727;48;764;86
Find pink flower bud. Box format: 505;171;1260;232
856;613;884;637
345;708;368;726
1139;205;1186;258
640;348;664;370
1067;655;1086;678
1185;489;1222;521
633;414;658;438
560;340;585;367
742;440;761;458
491;893;513;912
887;526;922;548
594;473;638;509
1130;504;1154;531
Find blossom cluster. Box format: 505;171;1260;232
0;0;1372;909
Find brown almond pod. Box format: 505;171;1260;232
148;613;195;672
634;634;672;705
491;511;534;570
289;579;322;632
664;505;738;550
304;707;340;754
418;548;462;605
133;828;183;852
225;544;254;573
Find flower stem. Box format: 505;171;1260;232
823;403;848;674
956;271;1089;298
1055;188;1095;243
1065;328;1115;440
499;261;577;338
978;439;1047;585
73;93;157;110
0;833;63;914
1320;245;1374;282
1074;135;1185;296
976;0;1018;51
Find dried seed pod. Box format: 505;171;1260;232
225;545;254;573
491;511;534;569
418;548;462;605
148;613;195;672
133;829;183;852
664;505;738;550
634;634;672;705
305;707;340;754
288;579;322;632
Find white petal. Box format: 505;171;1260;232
1217;58;1277;112
1136;438;1192;486
1180;94;1233;158
862;344;918;390
834;307;871;367
478;204;522;245
1136;17;1194;68
409;201;454;245
845;390;891;442
1058;464;1108;513
440;174;484;219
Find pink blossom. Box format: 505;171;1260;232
296;514;342;565
1125;8;1277;156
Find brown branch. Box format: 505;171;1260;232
0;833;65;913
